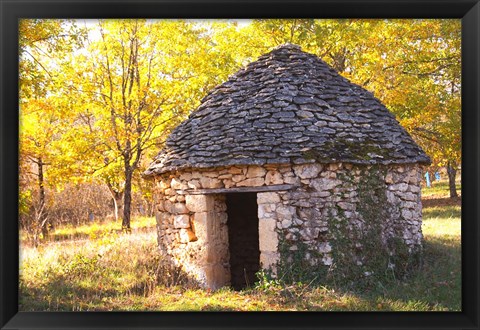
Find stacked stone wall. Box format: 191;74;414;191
153;162;424;288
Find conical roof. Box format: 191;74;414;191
145;44;430;176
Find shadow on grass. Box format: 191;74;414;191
252;236;461;311
20;274;121;311
338;236;461;311
422;196;461;209
20;253;203;311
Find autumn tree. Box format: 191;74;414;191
19;19;87;239
65;20;227;229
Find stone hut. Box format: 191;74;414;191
144;44;430;290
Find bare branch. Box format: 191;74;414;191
23;50;53;78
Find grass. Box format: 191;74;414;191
19;180;461;311
21;216;156;242
421;179;461;198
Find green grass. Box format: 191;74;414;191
23;216;156;242
53;215;155;237
19;182;461;311
421;179;461;198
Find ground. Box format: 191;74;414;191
19;179;461;311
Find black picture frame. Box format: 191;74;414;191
1;0;478;329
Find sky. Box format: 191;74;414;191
80;19;252;42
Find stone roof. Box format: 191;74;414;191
145;44;430;176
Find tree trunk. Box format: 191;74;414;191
38;157;50;238
122;168;133;231
106;182;124;222
38;157;45;210
446;162;458;198
113;194;124;222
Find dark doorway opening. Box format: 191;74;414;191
226;192;260;290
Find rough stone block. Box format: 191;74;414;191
191;171;202;179
179;172;192;181
159;180;170;190
298;110;314;118
300;227;320;240
265;171;284;185
156;211;169;225
408;185;421;193
404;201;418;209
204;172;220;178
260;251;279;274
276;205;294;220
258;204;273;219
257;192;280;204
407;171;420;184
317;242;332;253
402;192;417;201
297;207;320;220
173;203;189;214
283;176;300;185
293;164;323;179
186;195;211;212
401;209;413;220
237;177;265;187
217;212;228;224
156;200;165;212
174;214;191;228
246;166;267;178
311;177;338;191
259;218;278;252
328;163;341;171
187;180;201;190
337;202;355;211
281;219;292;228
390;183;408;192
386;191;397;204
314;120;327;127
313;191;331;198
200;177;223;189
205;264;230;290
385;172;394;184
163;200;173;213
229;167;243;174
179;228;197;243
294;218;304;226
223;180;234;189
171;178;188;190
192;212;208;241
322;255;333;266
232;174;245;182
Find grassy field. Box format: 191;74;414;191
19;180;461;311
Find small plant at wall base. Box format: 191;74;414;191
274;235;330;286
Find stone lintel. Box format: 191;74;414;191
175;184;296;195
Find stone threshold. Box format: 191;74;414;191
175;184;297;195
